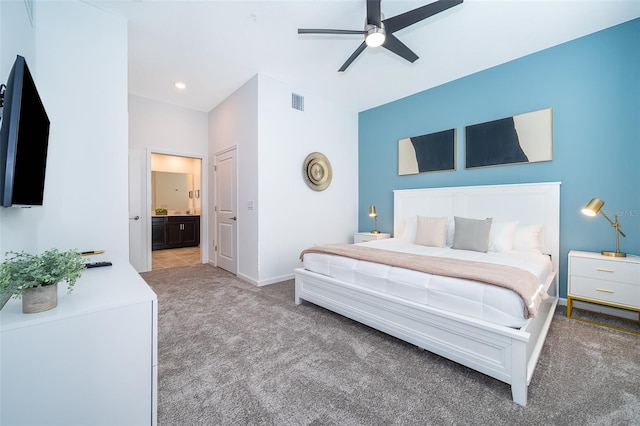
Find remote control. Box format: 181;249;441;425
85;261;112;269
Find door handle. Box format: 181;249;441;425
230;216;237;221
129;215;140;220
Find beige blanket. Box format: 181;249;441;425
300;244;548;319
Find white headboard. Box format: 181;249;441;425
394;182;561;284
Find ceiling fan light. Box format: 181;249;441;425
365;27;386;47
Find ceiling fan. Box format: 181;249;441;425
298;0;463;72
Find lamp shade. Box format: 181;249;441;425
580;197;626;257
581;198;604;217
369;205;377;217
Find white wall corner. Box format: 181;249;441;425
256;74;359;284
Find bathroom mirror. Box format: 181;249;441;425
152;171;193;213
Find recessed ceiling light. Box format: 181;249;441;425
174;81;186;90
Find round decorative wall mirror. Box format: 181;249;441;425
302;152;332;191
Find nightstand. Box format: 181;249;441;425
567;250;640;334
354;232;391;243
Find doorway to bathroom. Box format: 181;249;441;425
150;153;203;271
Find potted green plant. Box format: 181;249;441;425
0;248;86;313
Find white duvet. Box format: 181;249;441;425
301;238;553;328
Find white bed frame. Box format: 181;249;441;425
294;182;560;406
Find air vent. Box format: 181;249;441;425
291;93;304;112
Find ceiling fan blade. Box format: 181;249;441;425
298;29;366;35
338;41;368;72
383;0;463;34
366;0;382;27
382;34;419;63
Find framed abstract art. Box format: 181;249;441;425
465;108;552;169
398;128;456;175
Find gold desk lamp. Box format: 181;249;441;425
581;198;626;257
368;205;379;234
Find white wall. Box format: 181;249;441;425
128;95;208;271
208;76;259;280
209;73;358;285
129;95;209;155
0;1;128;259
35;1;128;255
0;1;35;78
256;75;358;285
151;154;201;174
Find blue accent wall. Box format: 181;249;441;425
358;18;640;298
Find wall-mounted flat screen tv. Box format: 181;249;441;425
0;55;50;207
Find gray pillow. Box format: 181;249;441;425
452;216;493;252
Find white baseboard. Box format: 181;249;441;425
237;272;258;286
235;272;293;287
217;268;292;288
257;273;294;287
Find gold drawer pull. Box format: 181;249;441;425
596;288;615;293
595;268;615;273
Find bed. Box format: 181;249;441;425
294;182;560;406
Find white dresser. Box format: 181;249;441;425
354;232;391;243
0;260;158;425
567;250;640;332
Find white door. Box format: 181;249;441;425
128;149;147;272
215;148;237;274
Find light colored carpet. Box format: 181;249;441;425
140;264;640;425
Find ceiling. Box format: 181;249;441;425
85;0;639;113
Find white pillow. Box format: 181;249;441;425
513;224;544;252
446;216;455;247
414;216;448;247
398;215;417;242
488;221;518;252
